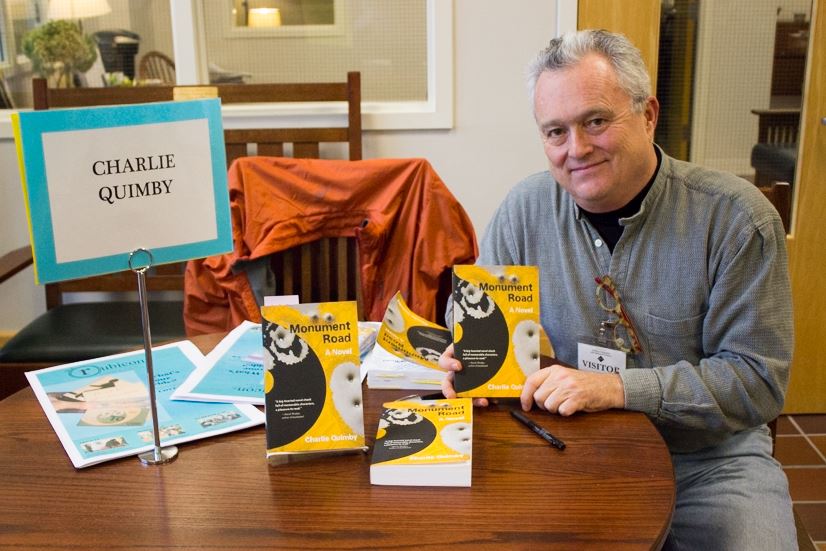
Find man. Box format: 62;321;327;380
440;30;795;549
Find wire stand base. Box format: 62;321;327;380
129;247;179;466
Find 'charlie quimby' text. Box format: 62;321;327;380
93;154;175;205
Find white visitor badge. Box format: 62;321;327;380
577;341;626;374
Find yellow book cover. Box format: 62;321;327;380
453;265;540;397
370;397;472;487
376;291;452;369
262;301;366;458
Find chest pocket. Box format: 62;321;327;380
643;311;705;365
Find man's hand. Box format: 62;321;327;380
439;343;489;407
520;365;625;416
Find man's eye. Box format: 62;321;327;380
587;118;607;128
545;128;564;140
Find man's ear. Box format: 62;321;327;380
644;96;660;138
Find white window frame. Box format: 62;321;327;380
174;0;453;131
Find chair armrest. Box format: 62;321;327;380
0;246;34;285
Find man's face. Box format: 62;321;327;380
533;53;659;213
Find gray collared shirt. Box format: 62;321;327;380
473;149;792;453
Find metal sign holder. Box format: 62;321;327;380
129;248;179;465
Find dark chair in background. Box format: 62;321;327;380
0;73;363;399
750;108;800;187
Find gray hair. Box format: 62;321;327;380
527;29;651;113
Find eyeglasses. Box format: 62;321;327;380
595;275;642;354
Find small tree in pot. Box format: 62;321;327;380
22;20;97;88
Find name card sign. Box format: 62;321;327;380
12;99;232;284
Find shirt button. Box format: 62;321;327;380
594;239;603;247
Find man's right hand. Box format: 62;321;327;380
439;343;490;407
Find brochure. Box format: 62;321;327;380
25;341;265;468
452;265;541;397
173;320;379;405
172;320;264;404
370;397;473;487
262;301;367;459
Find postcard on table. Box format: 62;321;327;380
26;341;264;468
12;99;231;284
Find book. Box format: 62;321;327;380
370;397;473;487
365;344;445;390
365;291;450;390
25;341;265;468
452;265;541;397
261;301;367;459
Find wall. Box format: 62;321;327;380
0;0;555;333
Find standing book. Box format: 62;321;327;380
453;265;541;397
262;301;367;459
370;397;473;487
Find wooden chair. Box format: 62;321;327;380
137;50;176;84
0;80;190;400
0;73;363;399
750;108;800;186
757;181;792;233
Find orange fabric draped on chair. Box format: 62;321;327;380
183;156;478;335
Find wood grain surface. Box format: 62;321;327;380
0;334;674;550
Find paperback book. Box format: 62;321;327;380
452;265;541;397
370;397;473;487
367;292;451;390
25;341;265;468
262;301;367;459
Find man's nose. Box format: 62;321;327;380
568;127;593;158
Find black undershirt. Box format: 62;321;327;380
581;147;662;253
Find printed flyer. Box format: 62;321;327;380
173;320;264;404
262;301;366;459
452;265;541;397
26;341;265;468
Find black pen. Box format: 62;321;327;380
510;409;566;450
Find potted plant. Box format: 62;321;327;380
22;20;98;88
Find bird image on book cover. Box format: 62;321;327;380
262;301;366;457
370;397;472;487
452;265;540;397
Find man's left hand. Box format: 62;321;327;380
520;365;625;416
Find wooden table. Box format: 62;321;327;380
0;335;674;550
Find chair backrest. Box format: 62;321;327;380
758;181;792;233
138;51;176;84
34;71;362;165
271;237;363;319
751;108;800;146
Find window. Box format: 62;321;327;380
0;0;451;133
